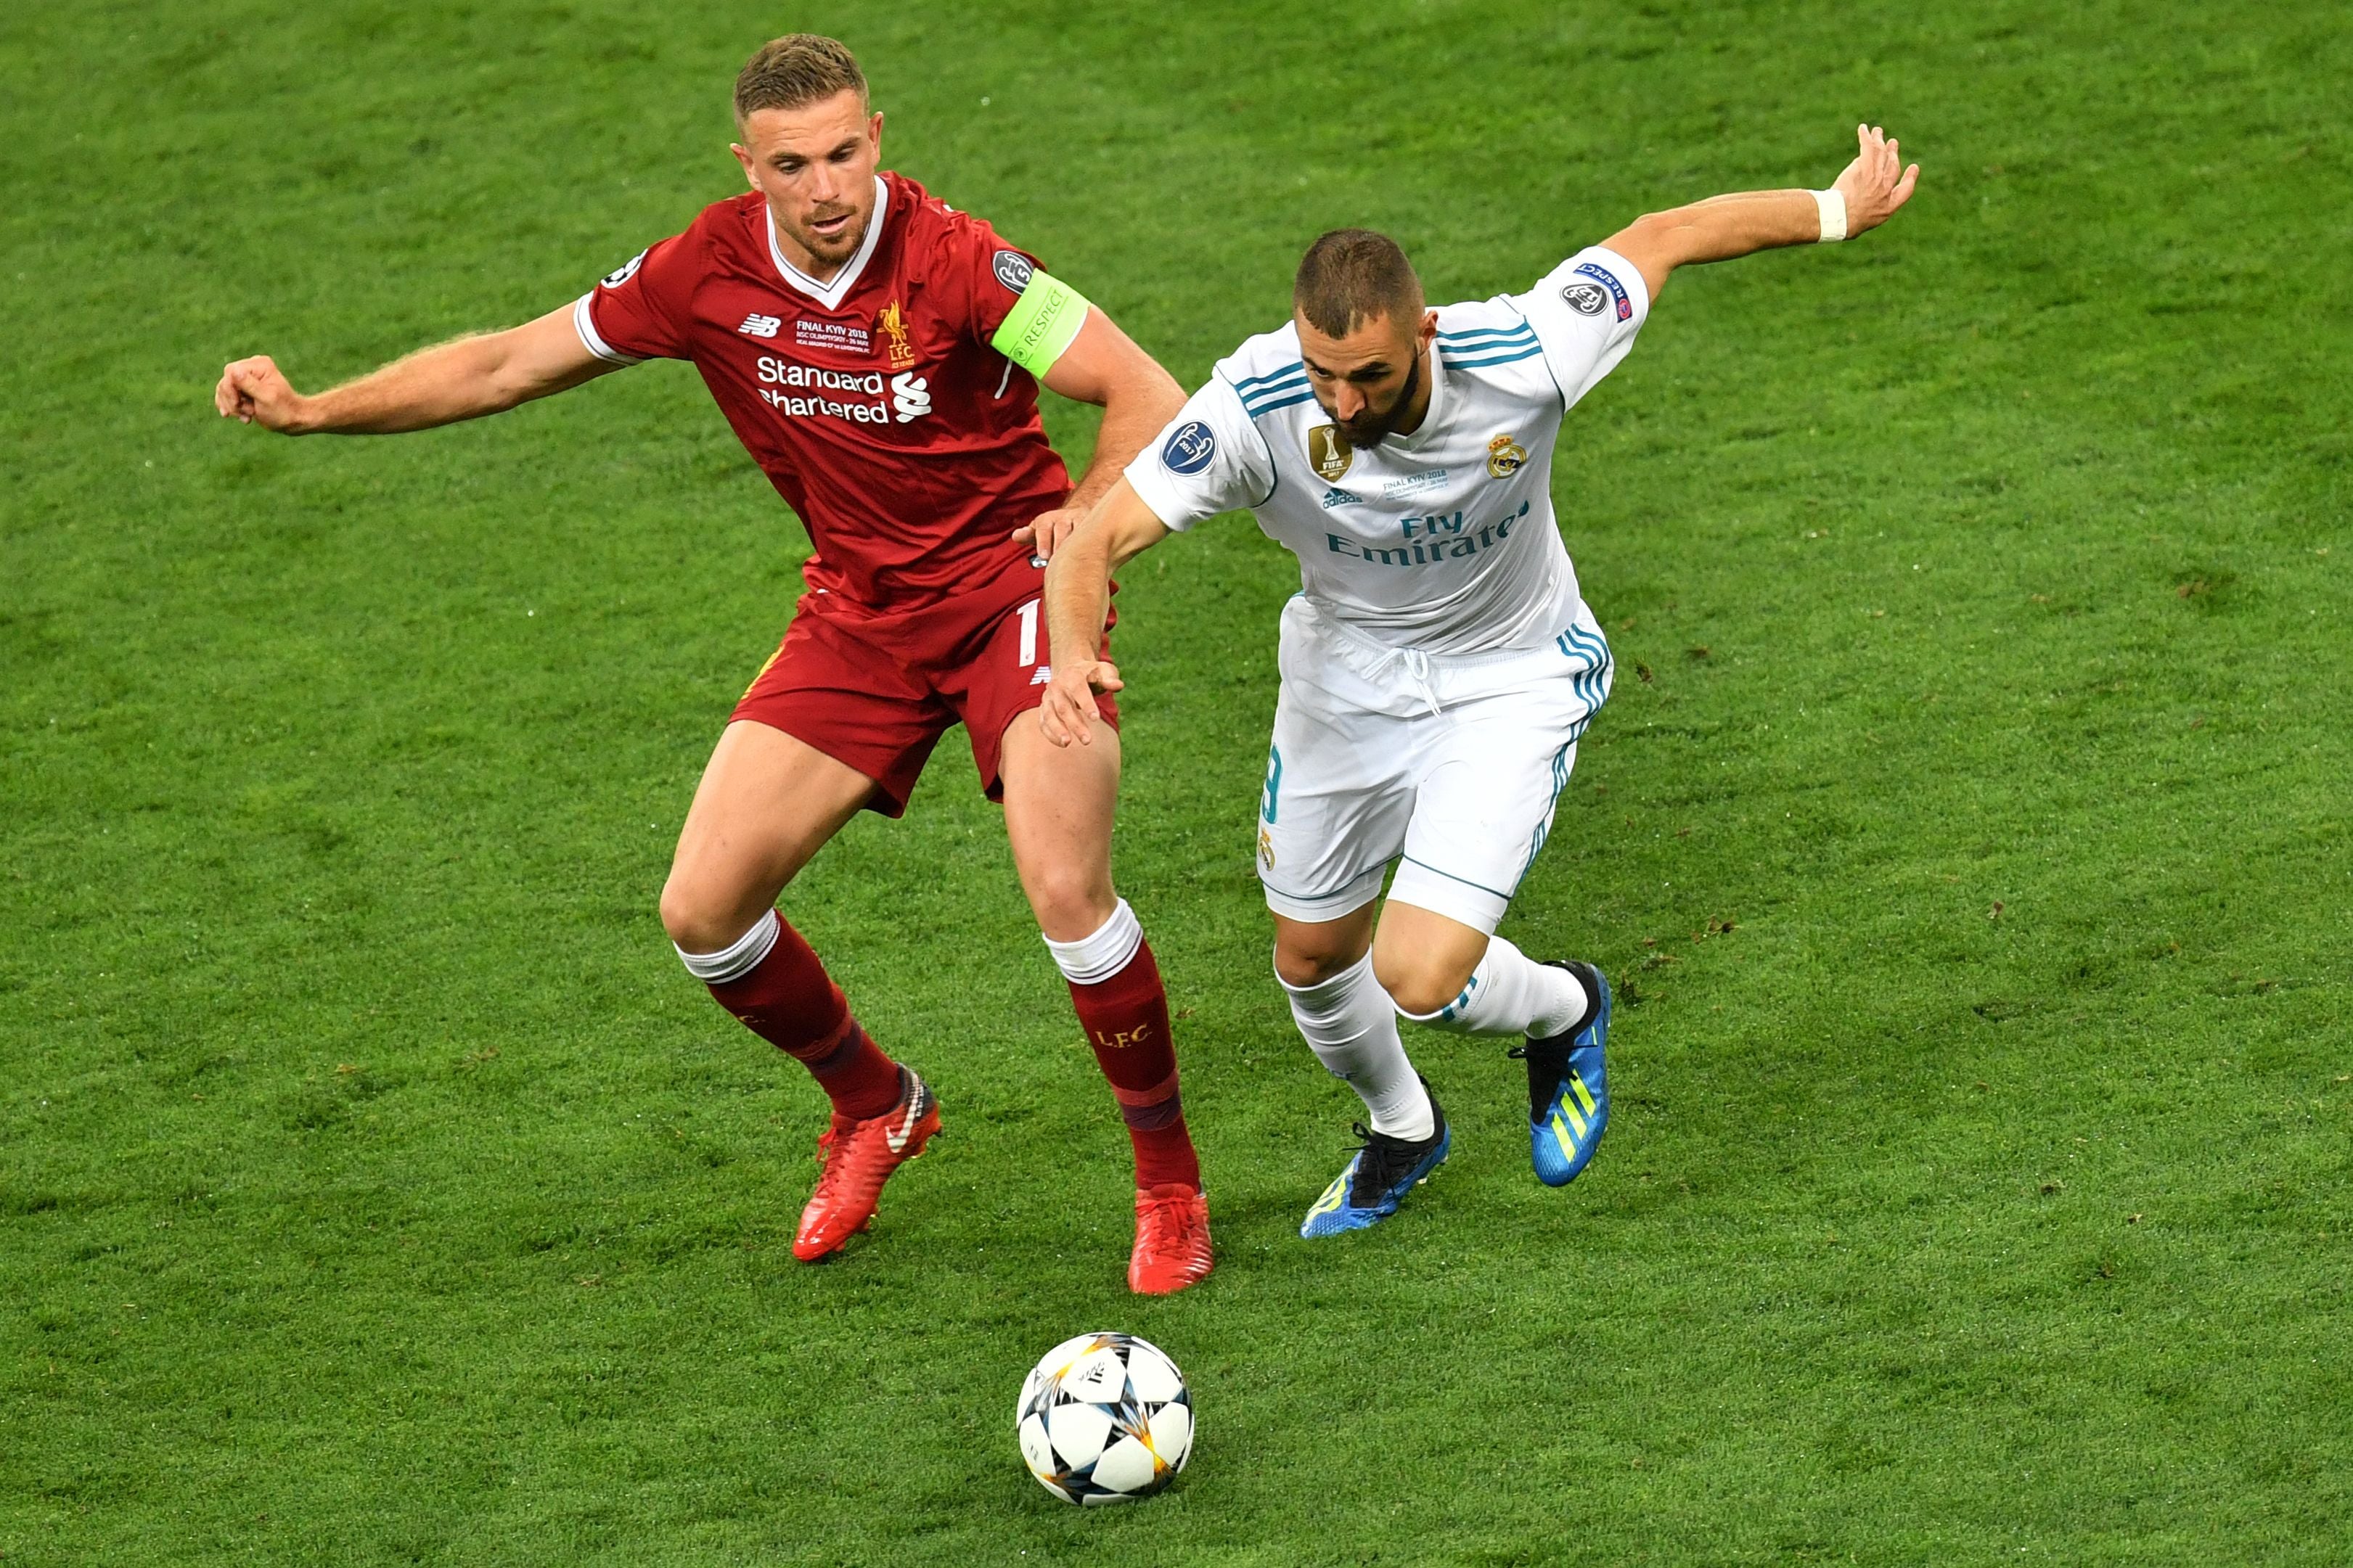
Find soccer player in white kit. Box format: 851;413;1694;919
1042;127;1919;1235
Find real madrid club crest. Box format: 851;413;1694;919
877;298;917;370
1486;433;1527;478
1306;424;1353;483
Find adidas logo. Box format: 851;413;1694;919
1319;487;1362;510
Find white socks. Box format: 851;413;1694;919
1280;951;1436;1141
1401;936;1587;1038
1042;898;1145;985
675;909;781;983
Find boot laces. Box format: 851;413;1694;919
1137;1187;1206;1257
809;1121;859;1201
1345;1120;1435;1203
1507;1042;1569;1123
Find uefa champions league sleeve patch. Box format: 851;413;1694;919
1560;279;1608;316
1161;420;1217;475
600;250;647;289
1571;261;1632;321
993;250;1036;294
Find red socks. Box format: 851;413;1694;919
688;902;1203;1193
703;913;903;1122
1065;937;1203;1193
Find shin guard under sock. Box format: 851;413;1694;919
682;911;904;1122
1046;901;1203;1192
1280;950;1434;1141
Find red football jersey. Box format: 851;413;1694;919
575;172;1071;613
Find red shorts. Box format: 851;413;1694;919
732;554;1118;817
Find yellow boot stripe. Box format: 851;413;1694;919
1571;1075;1597;1117
1551;1109;1582;1154
1306;1170;1350;1219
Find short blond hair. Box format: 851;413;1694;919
734;34;867;123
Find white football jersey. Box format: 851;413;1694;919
1126;245;1650;654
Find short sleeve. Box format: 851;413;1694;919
1511;244;1650;410
1123;376;1275;531
926;206;1045;350
576;232;697;364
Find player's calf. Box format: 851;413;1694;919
1043;899;1213;1292
677;908;907;1122
671;913;941;1263
1044;900;1205;1193
1280;948;1436;1142
1394;935;1612;1186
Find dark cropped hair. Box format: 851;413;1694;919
1293;229;1425;337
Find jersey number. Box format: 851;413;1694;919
1016;598;1042;669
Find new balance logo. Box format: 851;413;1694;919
737;313;782;338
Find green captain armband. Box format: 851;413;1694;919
990;268;1093;377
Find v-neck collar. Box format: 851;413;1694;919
764;176;890;311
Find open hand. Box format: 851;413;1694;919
1831;124;1920;238
214;355;313;432
1010;504;1087;563
1038;655;1123;748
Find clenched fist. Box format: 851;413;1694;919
214;356;313;432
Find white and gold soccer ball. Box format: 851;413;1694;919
1015;1332;1193;1504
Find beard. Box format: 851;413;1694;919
1335;348;1423;446
785;204;868;266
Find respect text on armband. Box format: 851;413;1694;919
989;268;1092;377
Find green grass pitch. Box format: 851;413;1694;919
4;0;2349;1561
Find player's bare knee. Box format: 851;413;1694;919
1383;972;1462;1018
660;875;756;954
1272;941;1351;990
1026;870;1118;944
656;877;710;950
1374;952;1474;1019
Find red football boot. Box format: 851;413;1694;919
793;1067;941;1263
1129;1183;1214;1294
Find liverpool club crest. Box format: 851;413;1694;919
877;299;917;370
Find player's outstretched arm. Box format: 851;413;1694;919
1039;477;1170;748
1012;308;1185;559
213;303;619;435
1603;123;1920;302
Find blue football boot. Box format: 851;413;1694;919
1299;1083;1451;1239
1510;961;1611;1187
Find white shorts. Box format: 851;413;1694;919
1254;598;1613;935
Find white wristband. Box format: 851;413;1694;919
1812;188;1848;243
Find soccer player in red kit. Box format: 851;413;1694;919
213;36;1214;1293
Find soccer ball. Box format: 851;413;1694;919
1015;1332;1193;1504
